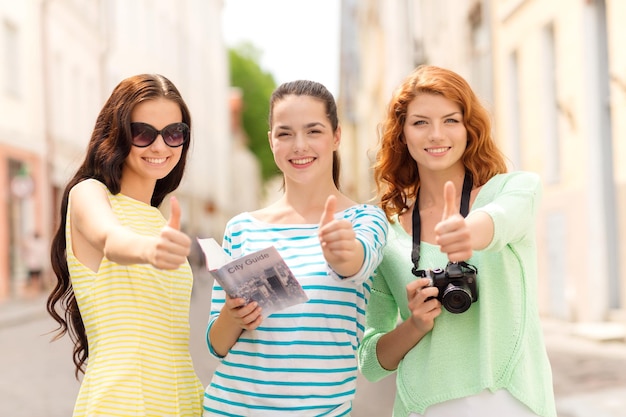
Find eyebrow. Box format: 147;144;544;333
409;111;462;119
275;121;326;130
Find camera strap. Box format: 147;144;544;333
411;171;473;276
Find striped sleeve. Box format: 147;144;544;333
203;205;388;416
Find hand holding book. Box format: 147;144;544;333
197;238;308;317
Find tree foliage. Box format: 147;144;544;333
228;43;278;182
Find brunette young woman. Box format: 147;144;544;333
47;74;204;416
202;80;388;416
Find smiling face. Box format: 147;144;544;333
122;98;184;198
403;93;467;176
268;94;339;188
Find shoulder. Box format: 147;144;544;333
248;206;274;222
482;171;542;195
474;171;543;224
225;212;255;228
69;179;110;203
343;203;386;220
488;171;540;185
342;204;389;239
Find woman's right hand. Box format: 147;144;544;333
223;295;263;331
150;196;192;270
375;278;442;370
209;295;264;356
406;278;442;334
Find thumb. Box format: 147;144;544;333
320;195;337;227
441;181;458;221
167;196;181;230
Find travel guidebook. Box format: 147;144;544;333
197;238;309;317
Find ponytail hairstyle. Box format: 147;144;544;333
269;80;342;188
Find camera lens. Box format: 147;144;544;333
441;285;472;314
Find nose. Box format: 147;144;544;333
149;134;168;150
293;133;308;152
428;122;444;141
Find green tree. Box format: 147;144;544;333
228;43;277;182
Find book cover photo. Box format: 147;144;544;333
197;238;309;317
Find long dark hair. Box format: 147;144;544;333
47;73;192;377
269;80;342;188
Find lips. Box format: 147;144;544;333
143;157;168;164
425;147;450;154
291;157;315;165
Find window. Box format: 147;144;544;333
3;19;20;97
541;23;560;184
506;51;522;169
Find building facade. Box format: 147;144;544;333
0;0;261;300
490;0;625;323
0;0;48;298
339;0;625;323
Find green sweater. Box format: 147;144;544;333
358;172;557;417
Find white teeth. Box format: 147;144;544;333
426;147;449;154
292;157;314;165
145;157;167;164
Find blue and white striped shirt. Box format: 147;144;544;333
203;204;388;416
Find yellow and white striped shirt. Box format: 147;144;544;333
67;179;203;416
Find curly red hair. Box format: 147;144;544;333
373;65;508;220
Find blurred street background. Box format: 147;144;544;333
2;267;626;417
1;0;626;416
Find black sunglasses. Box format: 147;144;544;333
130;122;190;148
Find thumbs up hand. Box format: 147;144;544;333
318;195;359;274
151;196;191;270
435;181;472;262
167;194;182;230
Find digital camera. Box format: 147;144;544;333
420;262;478;314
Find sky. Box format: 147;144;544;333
221;0;341;97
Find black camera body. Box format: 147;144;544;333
420;262;478;314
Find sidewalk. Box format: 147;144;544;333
0;293;49;329
3;294;626;417
541;318;626;417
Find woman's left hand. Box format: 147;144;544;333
318;195;360;275
435;181;473;262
